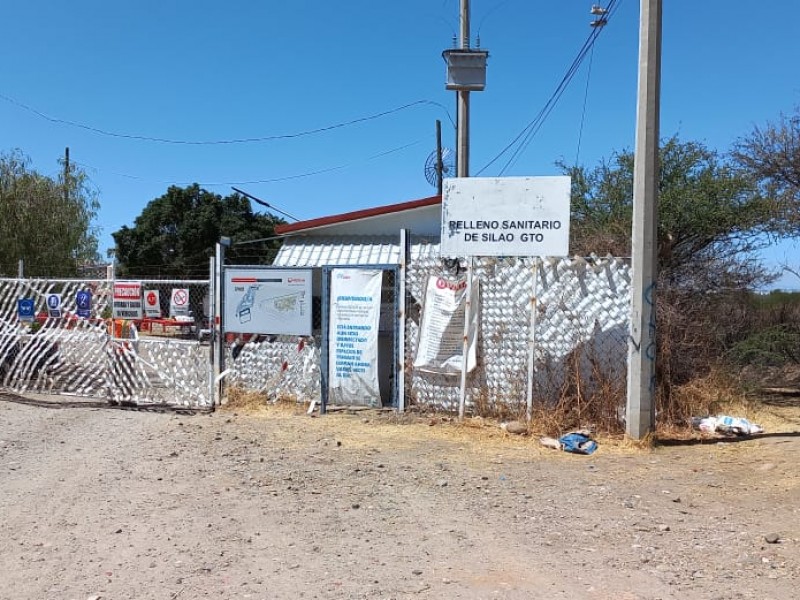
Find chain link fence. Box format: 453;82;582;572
405;255;630;419
0;277;212;408
223;255;630;419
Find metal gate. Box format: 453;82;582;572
0;277;213;409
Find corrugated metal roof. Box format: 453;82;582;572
273;236;441;267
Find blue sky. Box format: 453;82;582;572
2;1;798;288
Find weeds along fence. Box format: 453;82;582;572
226;253;631;424
0;277;212;408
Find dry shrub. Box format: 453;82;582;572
659;368;743;425
527;342;627;435
221;386;269;412
223;386;310;414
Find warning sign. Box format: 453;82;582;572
46;293;62;318
76;290;92;318
170;288;190;317
144;290;161;318
113;281;143;319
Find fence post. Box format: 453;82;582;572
208;255;216;408
397;229;408;413
526;258;540;421
458;257;474;420
213;242;225;405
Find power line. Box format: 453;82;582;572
231;187;299;222
0;92;453;145
72;137;426;187
500;0;619;174
476;0;620;176
575;44;596;166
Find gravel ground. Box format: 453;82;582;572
0;393;798;600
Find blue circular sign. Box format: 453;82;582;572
76;291;91;309
17;298;35;317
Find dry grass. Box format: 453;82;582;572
222;387;308;416
661;369;800;435
222;372;799;459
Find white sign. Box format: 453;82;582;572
46;293;62;318
224;268;311;335
170;288;190;317
441;176;571;257
144;290;161;318
328;269;382;406
413;275;479;374
113;281;143;319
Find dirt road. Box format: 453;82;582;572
1;393;798;599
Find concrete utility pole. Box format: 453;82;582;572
435;119;444;196
457;0;470;177
64;147;70;203
626;0;662;439
443;0;486;178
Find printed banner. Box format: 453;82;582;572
413;274;479;374
112;281;143;320
328;269;382;406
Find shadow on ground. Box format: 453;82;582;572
0;391;205;415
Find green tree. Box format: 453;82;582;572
563;136;780;290
112;185;284;278
733;106;800;281
0;149;99;277
561;137;786;417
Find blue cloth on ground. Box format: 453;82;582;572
558;432;598;455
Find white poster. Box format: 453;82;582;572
413;275;479;374
328;269;382;406
224;268;312;335
112;281;143;320
144;290;162;318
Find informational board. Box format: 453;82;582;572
224;268;311;335
413;275;479;374
112;281;143;319
170;288;190;317
75;290;92;318
17;298;35;322
144;290;161;318
441;176;571;257
328;269;382;406
46;293;62;318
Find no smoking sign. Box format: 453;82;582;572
170;288;190;317
172;289;188;306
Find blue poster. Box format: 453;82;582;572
17;298;35;322
46;293;62;318
76;290;92;318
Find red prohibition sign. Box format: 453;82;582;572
146;291;158;306
173;289;188;306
